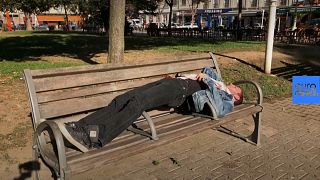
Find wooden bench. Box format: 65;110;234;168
23;52;263;179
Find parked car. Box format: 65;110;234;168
181;22;198;29
16;24;26;30
170;23;181;28
129;19;143;30
253;23;264;29
36;24;49;31
308;18;320;25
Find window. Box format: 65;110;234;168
214;0;219;8
203;1;209;9
251;0;258;7
173;0;177;6
225;0;230;7
182;0;186;6
280;0;286;6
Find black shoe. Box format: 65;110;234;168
65;122;91;149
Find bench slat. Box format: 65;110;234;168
39;93;116;119
30;54;210;77
37;77;162;103
33;59;213;92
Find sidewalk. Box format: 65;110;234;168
72;98;320;180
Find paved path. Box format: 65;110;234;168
69;98;319;179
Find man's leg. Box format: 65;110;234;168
76;79;168;126
97;78;183;146
68;78;183;147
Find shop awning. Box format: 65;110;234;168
37;15;64;22
37;15;81;22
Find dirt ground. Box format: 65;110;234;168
0;49;303;179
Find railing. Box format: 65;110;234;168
153;28;266;41
274;29;320;45
147;28;320;45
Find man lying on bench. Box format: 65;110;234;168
63;66;242;151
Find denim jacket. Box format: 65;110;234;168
192;67;234;118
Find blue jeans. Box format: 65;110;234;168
77;78;201;146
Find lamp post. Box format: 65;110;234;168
292;0;298;30
264;0;277;74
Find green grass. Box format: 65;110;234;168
125;36;265;53
0;61;82;78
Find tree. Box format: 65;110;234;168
108;0;125;63
52;0;79;31
164;0;173;36
14;0;52;31
188;0;208;28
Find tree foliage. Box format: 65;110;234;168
12;0;52;30
188;0;208;27
14;0;52;14
126;0;159;17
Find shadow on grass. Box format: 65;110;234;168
272;61;320;81
0;33;106;64
273;43;320;81
0;31;220;63
211;52;263;72
1;31;262;64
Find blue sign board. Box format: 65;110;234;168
292;76;320;104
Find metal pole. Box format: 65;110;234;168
264;0;277;74
278;16;281;32
261;9;265;28
292;0;297;30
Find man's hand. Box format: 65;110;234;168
196;73;206;82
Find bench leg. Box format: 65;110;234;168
215;111;262;146
32;136;41;180
127;111;159;140
248;112;261;145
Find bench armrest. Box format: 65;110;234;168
232;80;263;105
35;121;69;179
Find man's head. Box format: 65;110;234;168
227;84;243;105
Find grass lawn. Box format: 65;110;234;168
0;31;293;100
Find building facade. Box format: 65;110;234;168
145;0;320;30
0;7;81;31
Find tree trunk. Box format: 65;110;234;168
25;12;32;31
64;4;69;31
168;5;172;36
108;0;125;63
191;11;195;27
237;0;243;40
